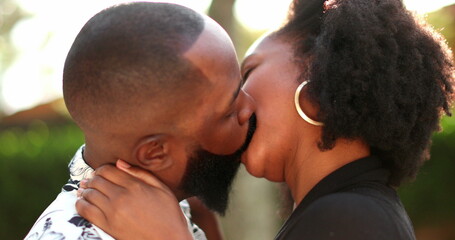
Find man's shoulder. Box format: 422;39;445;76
24;191;112;240
25;214;105;240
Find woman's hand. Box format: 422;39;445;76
75;160;193;240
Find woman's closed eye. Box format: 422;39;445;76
242;68;253;85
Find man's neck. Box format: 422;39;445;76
82;143;116;170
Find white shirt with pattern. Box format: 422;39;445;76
24;145;206;240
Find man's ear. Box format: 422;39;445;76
134;135;172;171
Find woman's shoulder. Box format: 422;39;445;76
280;192;415;240
304;191;392;219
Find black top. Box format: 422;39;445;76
275;156;416;240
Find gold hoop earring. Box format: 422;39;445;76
294;81;324;126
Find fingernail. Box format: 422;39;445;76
117;159;131;169
80;179;87;188
77;188;84;197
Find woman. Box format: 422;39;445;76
78;0;454;239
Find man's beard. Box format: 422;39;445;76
180;114;256;215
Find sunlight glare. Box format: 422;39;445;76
1;0;212;114
404;0;455;14
234;0;292;31
3;0;455;114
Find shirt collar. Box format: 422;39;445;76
68;145;94;182
63;145;94;192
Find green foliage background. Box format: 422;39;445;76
399;115;455;227
0;120;84;239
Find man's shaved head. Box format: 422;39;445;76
63;2;206;132
62;2;256;209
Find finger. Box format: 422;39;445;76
85;175;124;199
80;179;88;188
80;188;110;208
75;197;108;231
94;164;136;188
116;159;171;191
77;187;85;197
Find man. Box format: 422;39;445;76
25;2;256;239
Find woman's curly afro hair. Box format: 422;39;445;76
278;0;455;186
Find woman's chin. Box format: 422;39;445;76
241;151;284;182
240;151;263;178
